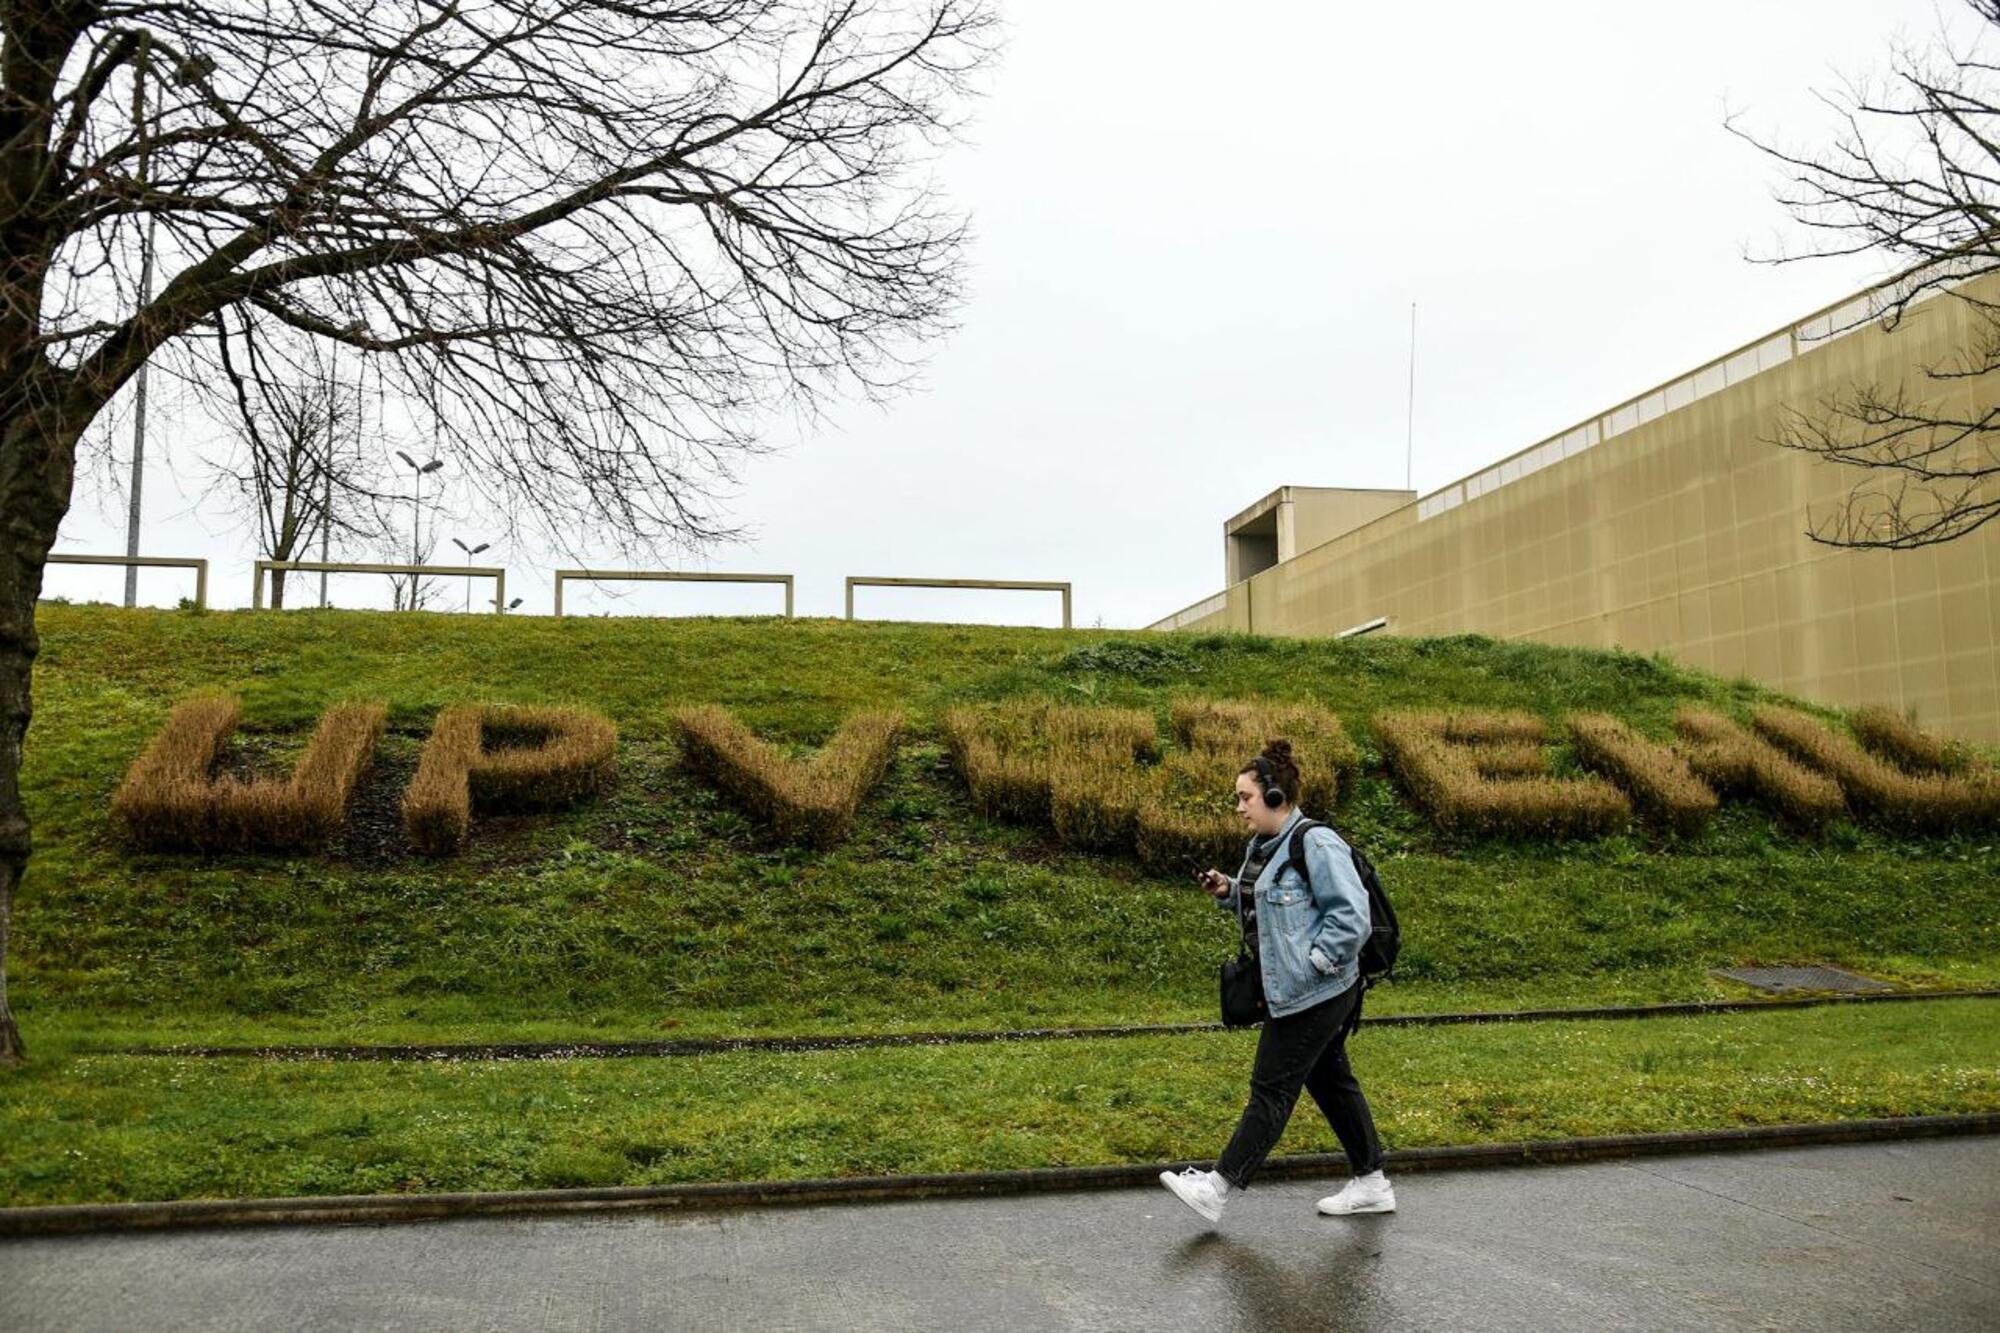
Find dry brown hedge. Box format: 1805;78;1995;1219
1049;754;1149;852
1130;751;1247;873
1168;698;1361;811
112;695;386;851
674;705;903;848
1848;706;1971;776
1749;706;2000;834
1672;708;1845;833
1440;711;1550;744
1374;710;1631;839
1469;743;1551;778
1566;713;1718;836
403;704;618;856
942;702;1155;829
1130;699;1362;871
943;698;1360;871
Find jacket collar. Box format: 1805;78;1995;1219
1248;807;1306;886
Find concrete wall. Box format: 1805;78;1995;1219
1150;275;2000;744
1222;487;1415;584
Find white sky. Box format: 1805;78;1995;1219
50;0;1972;627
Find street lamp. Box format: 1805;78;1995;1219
394;450;443;609
450;537;490;612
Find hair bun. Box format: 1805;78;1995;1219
1262;739;1294;762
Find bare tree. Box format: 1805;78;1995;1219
203;328;389;608
384;526;441;611
0;0;995;1064
1732;0;2000;549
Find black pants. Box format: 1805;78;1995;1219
1215;982;1385;1189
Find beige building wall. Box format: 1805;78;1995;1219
1222;486;1416;584
1150;275;2000;744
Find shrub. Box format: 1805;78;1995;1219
1848;706;1971;776
674;706;903;848
1566;713;1718;836
111;694;237;849
1167;697;1361;810
112;695;387;851
1469;743;1550;778
1440;711;1549;744
1124;699;1362;873
1053;638;1200;678
1672;709;1845;833
1750;706;2000;834
1374;710;1630;839
404;704;618;855
1048;755;1147;852
945;698;1360;869
1132;751;1245;873
941;702;1154;830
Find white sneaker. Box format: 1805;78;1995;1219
1317;1172;1396;1215
1159;1167;1228;1223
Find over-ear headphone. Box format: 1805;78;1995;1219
1252;756;1286;809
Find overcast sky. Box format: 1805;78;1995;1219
49;0;1976;628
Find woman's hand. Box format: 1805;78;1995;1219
1194;868;1232;899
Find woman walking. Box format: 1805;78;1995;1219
1159;739;1393;1224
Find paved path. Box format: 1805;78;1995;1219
4;1137;1997;1331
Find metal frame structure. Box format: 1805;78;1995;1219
252;560;507;612
46;554;209;610
552;569;794;618
844;576;1072;629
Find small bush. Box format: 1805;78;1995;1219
1848;706;1971;776
1672;709;1845;833
1048;754;1147;852
1123;698;1363;873
945;698;1361;869
1440;711;1550;744
112;695;387;851
1750;706;2000;834
404;704;618;855
1566;713;1718;836
941;702;1154;830
1168;698;1361;810
1469;743;1550;778
1374;710;1630;840
674;706;902;848
1053;638;1200;678
1132;751;1245;873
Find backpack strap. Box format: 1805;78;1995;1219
1281;818;1326;887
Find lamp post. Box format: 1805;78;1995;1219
450;537;490;612
122;40;157;608
394;450;442;609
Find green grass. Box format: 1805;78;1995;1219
7;604;1998;1206
2;999;1994;1206
11;603;2000;1052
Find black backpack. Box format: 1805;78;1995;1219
1282;820;1400;983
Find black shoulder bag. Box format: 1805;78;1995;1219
1219;880;1266;1027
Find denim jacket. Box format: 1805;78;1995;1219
1217;807;1370;1018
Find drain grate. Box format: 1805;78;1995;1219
1711;965;1895;995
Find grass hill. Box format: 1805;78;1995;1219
3;604;1996;1206
15;602;1999;1045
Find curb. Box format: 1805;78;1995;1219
5;1113;1996;1239
117;987;2000;1063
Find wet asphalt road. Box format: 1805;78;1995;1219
4;1136;1996;1331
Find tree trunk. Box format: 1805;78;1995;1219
271;567;287;610
0;389;86;1067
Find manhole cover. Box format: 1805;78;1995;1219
1711;965;1895;995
